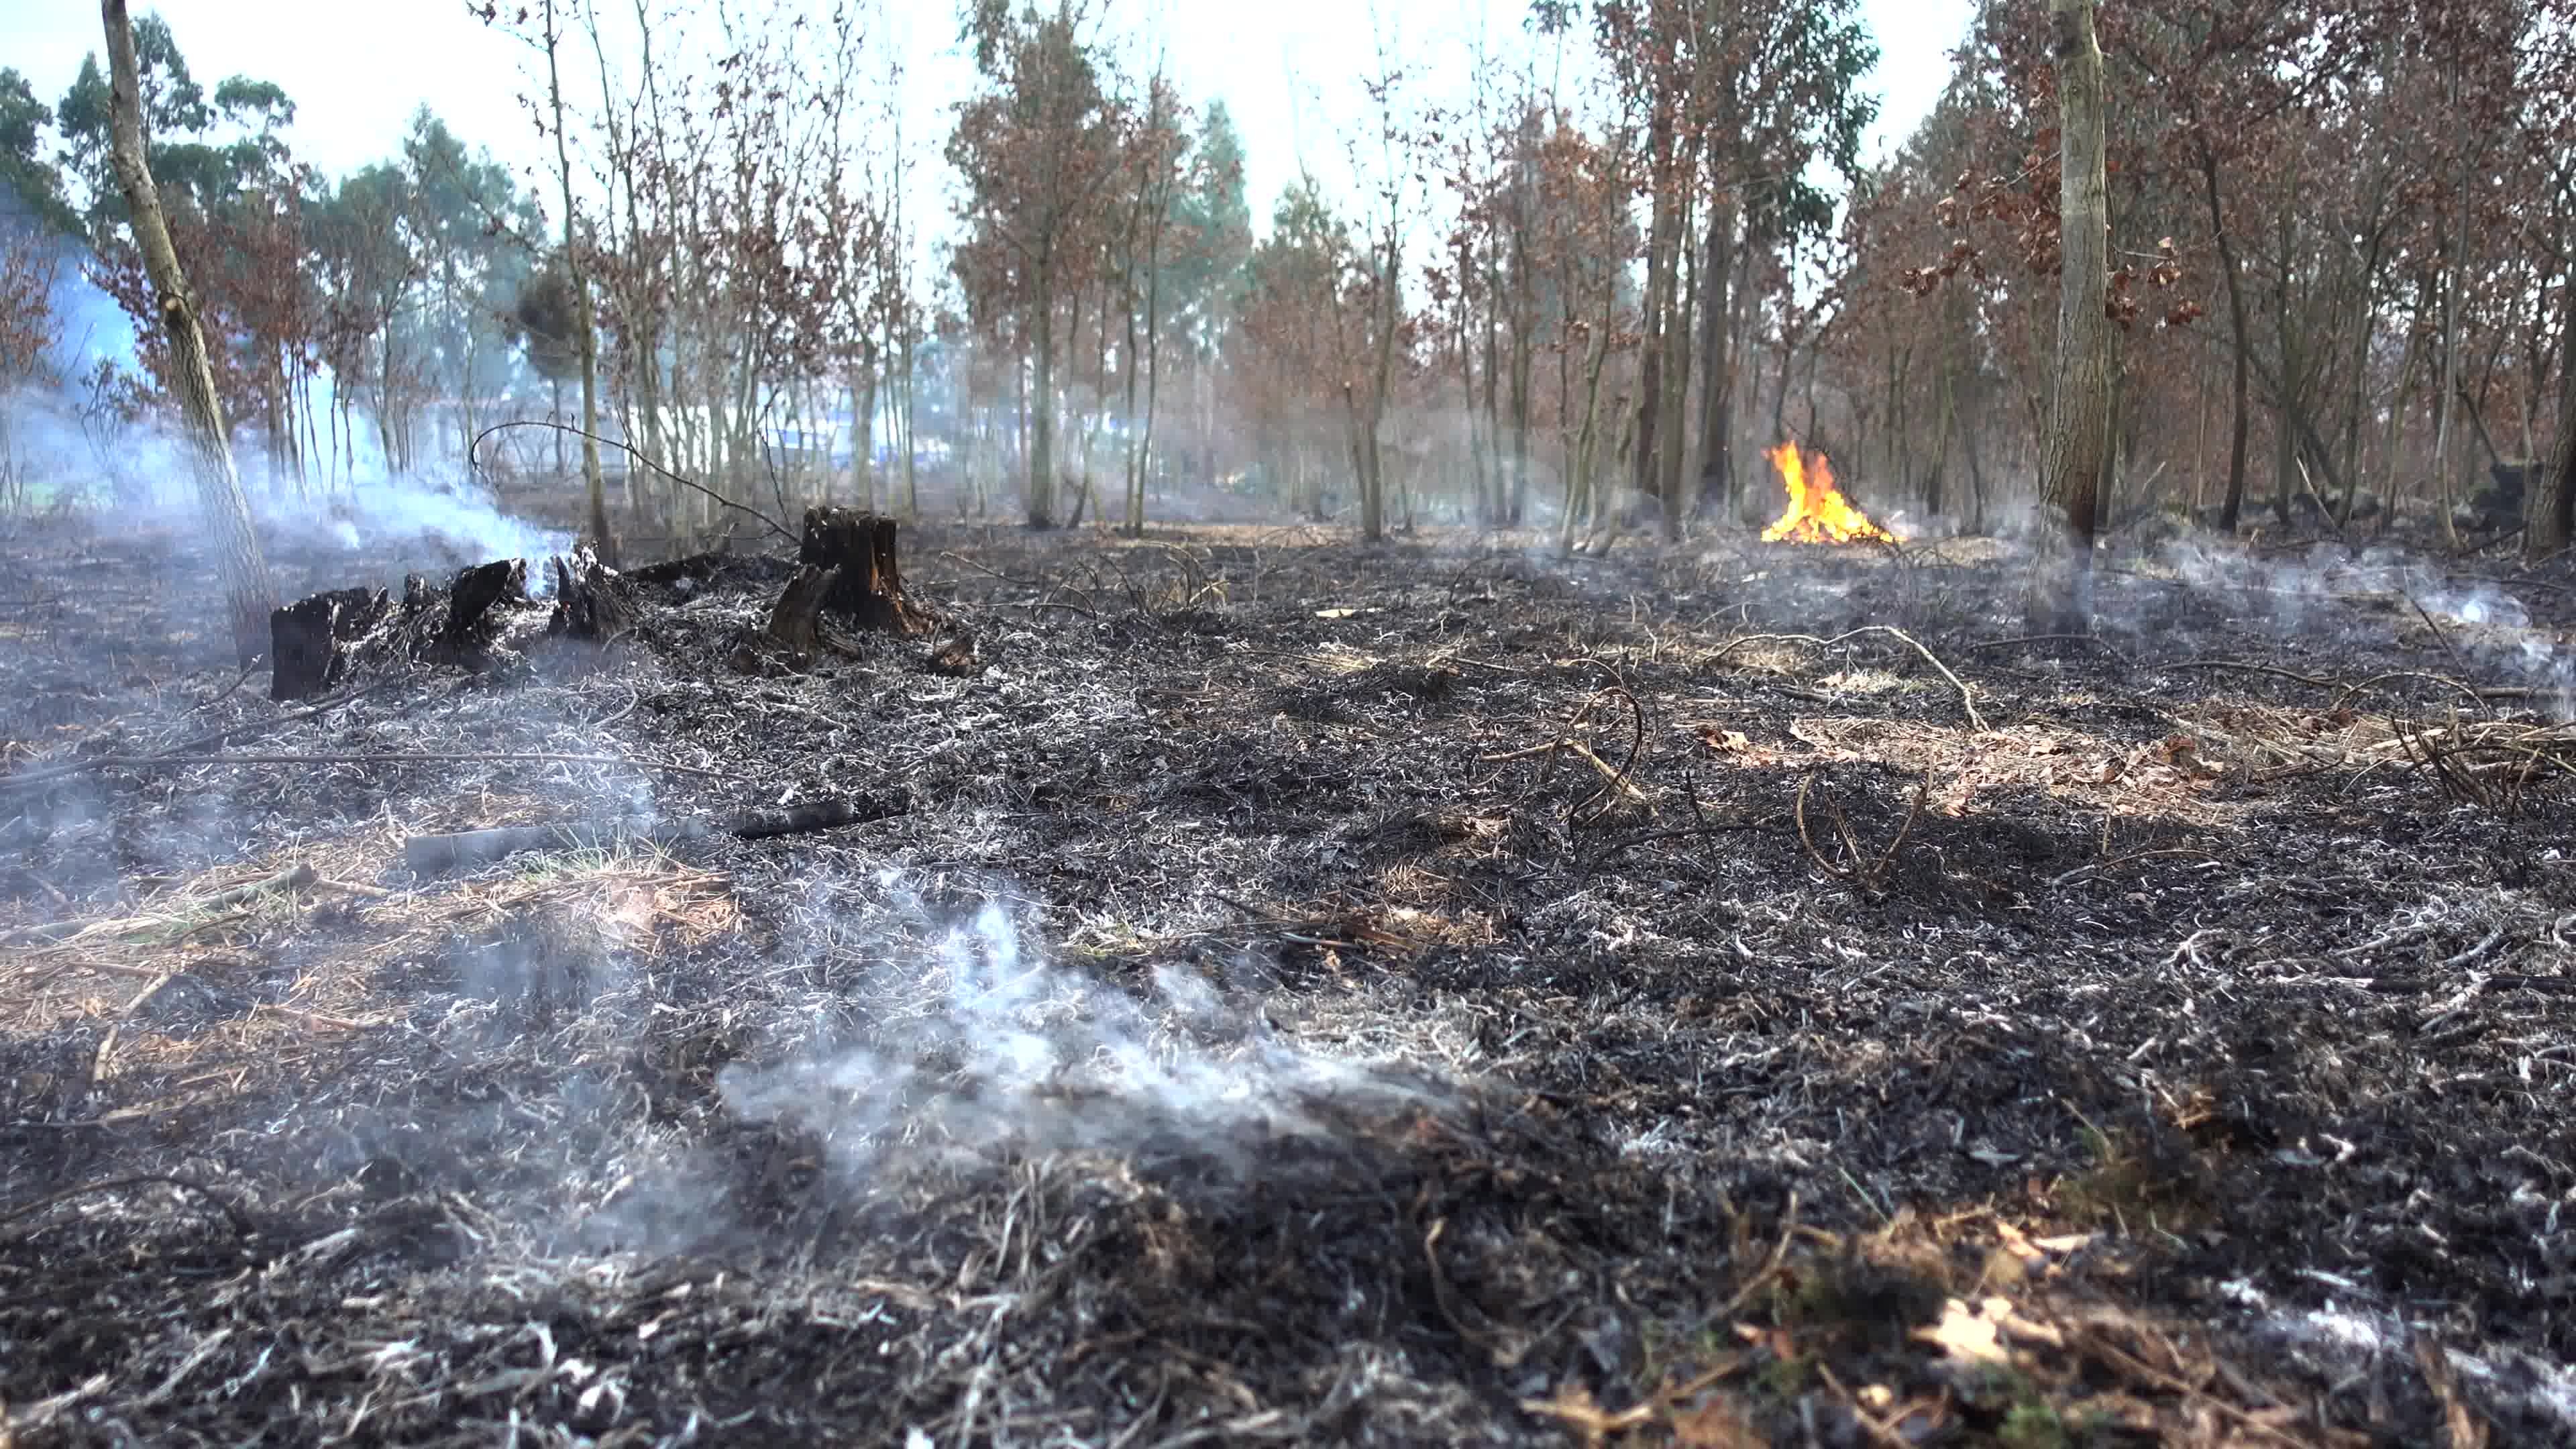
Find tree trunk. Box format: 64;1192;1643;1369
100;0;276;667
2531;248;2576;559
1655;191;1696;541
1693;196;1737;517
2029;0;2112;633
1028;292;1057;527
2196;147;2253;534
543;0;616;567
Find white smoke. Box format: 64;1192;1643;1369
715;885;1448;1186
2157;537;2575;712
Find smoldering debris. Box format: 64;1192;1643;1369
713;894;1458;1192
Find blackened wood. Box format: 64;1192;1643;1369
268;586;391;702
400;794;906;873
547;546;636;641
439;560;529;659
763;564;842;665
798;506;932;634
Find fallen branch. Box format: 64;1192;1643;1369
0;679;402;794
1;864;316;947
401;794;906;873
10;750;734;784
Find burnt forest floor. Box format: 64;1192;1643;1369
2;504;2574;1448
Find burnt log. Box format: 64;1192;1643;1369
268;586;392;702
798;506;932;634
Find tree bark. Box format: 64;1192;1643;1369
2194;146;2253;534
2530;244;2576;558
100;0;278;667
2029;0;2112;633
1028;294;1057;527
1693;195;1737;518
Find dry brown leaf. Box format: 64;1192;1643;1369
1669;1393;1768;1448
1519;1384;1652;1445
1697;725;1756;754
1916;1297;2010;1367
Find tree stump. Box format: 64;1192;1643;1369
798;506;931;635
268;586;392;702
545;546;636;641
759;563;845;667
438;559;529;660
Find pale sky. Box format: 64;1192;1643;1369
10;0;1974;243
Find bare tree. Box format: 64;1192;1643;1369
98;0;275;665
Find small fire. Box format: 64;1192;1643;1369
1762;441;1894;545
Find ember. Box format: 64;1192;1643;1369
1762;441;1894;544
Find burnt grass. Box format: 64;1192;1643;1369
3;507;2574;1447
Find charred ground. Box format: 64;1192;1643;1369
2;512;2573;1446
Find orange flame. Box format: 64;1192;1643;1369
1762;442;1894;545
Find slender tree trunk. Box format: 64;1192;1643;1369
2196;147;2253;533
1655;189;1695;540
101;1;277;663
543;0;616;566
2530;246;2576;559
2030;0;2112;632
1693;195;1737;517
1028;290;1057;527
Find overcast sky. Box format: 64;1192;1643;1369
13;0;1975;237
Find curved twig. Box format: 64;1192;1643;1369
468;419;796;545
1712;627;1988;732
1569;686;1646;828
1794;768;1927;892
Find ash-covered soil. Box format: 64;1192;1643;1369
3;509;2573;1447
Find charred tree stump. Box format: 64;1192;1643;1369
433;559;529;663
798;506;931;635
759;564;845;667
545;547;636;641
268;587;392;702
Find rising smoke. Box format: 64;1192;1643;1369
3;260;570;569
713;880;1451;1191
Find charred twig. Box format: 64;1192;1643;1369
21;749;733;784
1793;769;1927;893
2049;849;2210;888
1588;816;1782;869
468;419;795;545
1568;687;1645;828
2330;671;2496;717
1712;627;1988;733
3;864;317;948
2400;590;2472;676
1971;632;2121;655
1481;692;1652;822
0;1174;261;1238
0;678;403;794
940;549;1102;618
2392;712;2526;815
401;794;904;873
